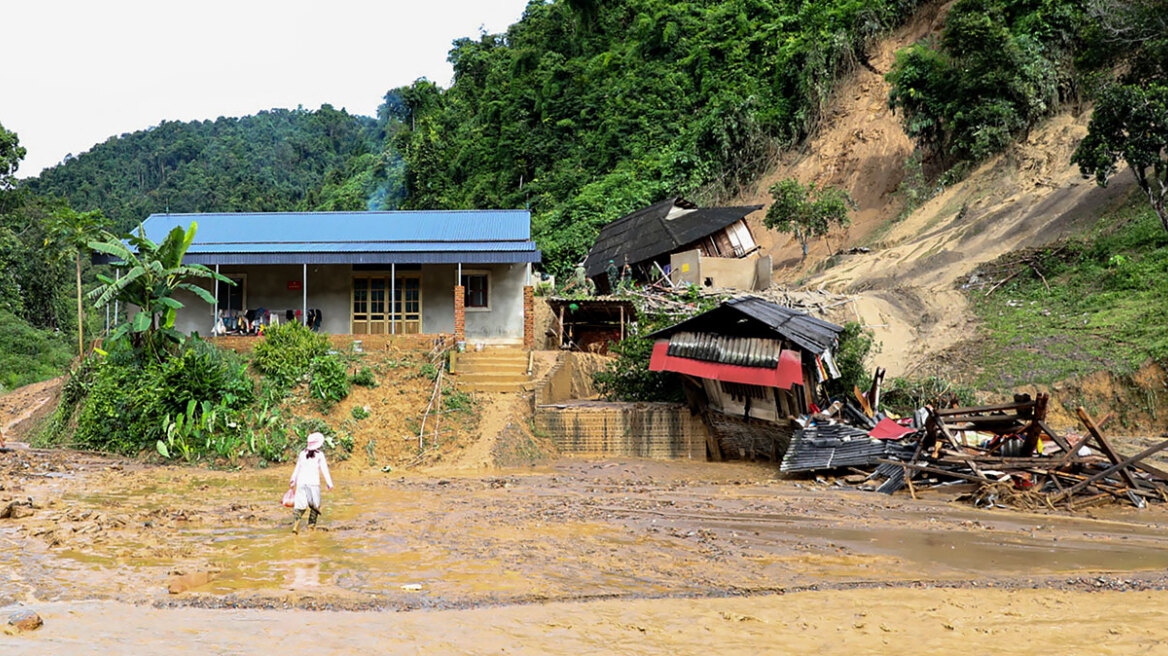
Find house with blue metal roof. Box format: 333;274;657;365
136;210;541;343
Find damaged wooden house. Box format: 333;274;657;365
649;296;844;461
583;197;771;293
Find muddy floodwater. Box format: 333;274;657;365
6;451;1168;653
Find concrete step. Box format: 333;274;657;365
453;372;531;385
461;381;533;394
452;361;529;374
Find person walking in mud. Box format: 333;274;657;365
289;432;334;534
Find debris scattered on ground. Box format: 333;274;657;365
781;386;1168;511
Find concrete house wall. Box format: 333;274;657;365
171;262;526;341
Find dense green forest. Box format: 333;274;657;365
26;106;386;232
8;0;1167;396
24;0;931;273
382;0;929;273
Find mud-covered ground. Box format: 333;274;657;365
5;445;1168;653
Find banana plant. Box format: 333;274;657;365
87;222;233;360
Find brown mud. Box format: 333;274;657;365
4;449;1168;653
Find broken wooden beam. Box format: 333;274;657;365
1077;407;1141;489
1051;438;1168;503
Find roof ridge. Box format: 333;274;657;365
146;209;529;218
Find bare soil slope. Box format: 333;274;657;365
733;4;1136;377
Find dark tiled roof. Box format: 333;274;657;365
583;198;763;278
649;296;844;354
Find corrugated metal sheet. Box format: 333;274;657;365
181;250;541;266
142;210;533;246
726;296;843;353
184;240;538;253
649;296;844;354
780;424;916;473
666;332;782;368
105;210;541;265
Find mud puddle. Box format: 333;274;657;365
6;455;1168;610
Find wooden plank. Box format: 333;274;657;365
1020;393;1049;455
1038;420;1073;454
876;459;993;485
935;401;1035;417
1051;438;1168;502
1077;407;1140;489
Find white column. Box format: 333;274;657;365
302;263;307;325
526;262;532;286
456;262;462;285
214;264;220;325
113;270;120;325
390;263;396;335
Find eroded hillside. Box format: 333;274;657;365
734;3;1138;380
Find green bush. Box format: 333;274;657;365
0;309;75;391
827;322;875;398
252;322;329;387
594;331;683;403
351;405;370;420
350;366;377;387
887;0;1084;164
309;355;350;408
882;376;977;415
47;338;261;458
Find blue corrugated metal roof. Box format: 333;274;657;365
141;210;534;249
129;210;540;264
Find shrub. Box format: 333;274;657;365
253;322;329;387
309;355;350;408
351;405;370;420
350;366;378;387
826;322;875;398
882;376;977;415
594;331;683;403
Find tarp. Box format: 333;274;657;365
649;340;803;389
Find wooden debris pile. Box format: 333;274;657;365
783;391;1168;511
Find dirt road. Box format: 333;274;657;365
4;446;1168;652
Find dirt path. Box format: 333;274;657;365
0;377;62;441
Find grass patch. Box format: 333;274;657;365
966;197;1168;390
0;310;75;393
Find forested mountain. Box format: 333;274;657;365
381;0;928;272
26;106;386;232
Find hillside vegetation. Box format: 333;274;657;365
26;107;383;232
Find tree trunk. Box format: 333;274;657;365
76;251;84;359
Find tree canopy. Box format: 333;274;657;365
763;178;854;259
25;107;383;232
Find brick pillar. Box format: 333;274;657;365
523;285;535;349
453;285;465;342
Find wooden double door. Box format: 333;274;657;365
352;274;421;334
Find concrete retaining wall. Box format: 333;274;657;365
533;402;707;460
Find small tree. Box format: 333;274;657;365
88;223;232;360
764;178;855;260
1073;82;1168;233
45;208;106;358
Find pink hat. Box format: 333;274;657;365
306;432;325;450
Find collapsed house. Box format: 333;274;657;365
648;296;844;461
583;197;770;293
